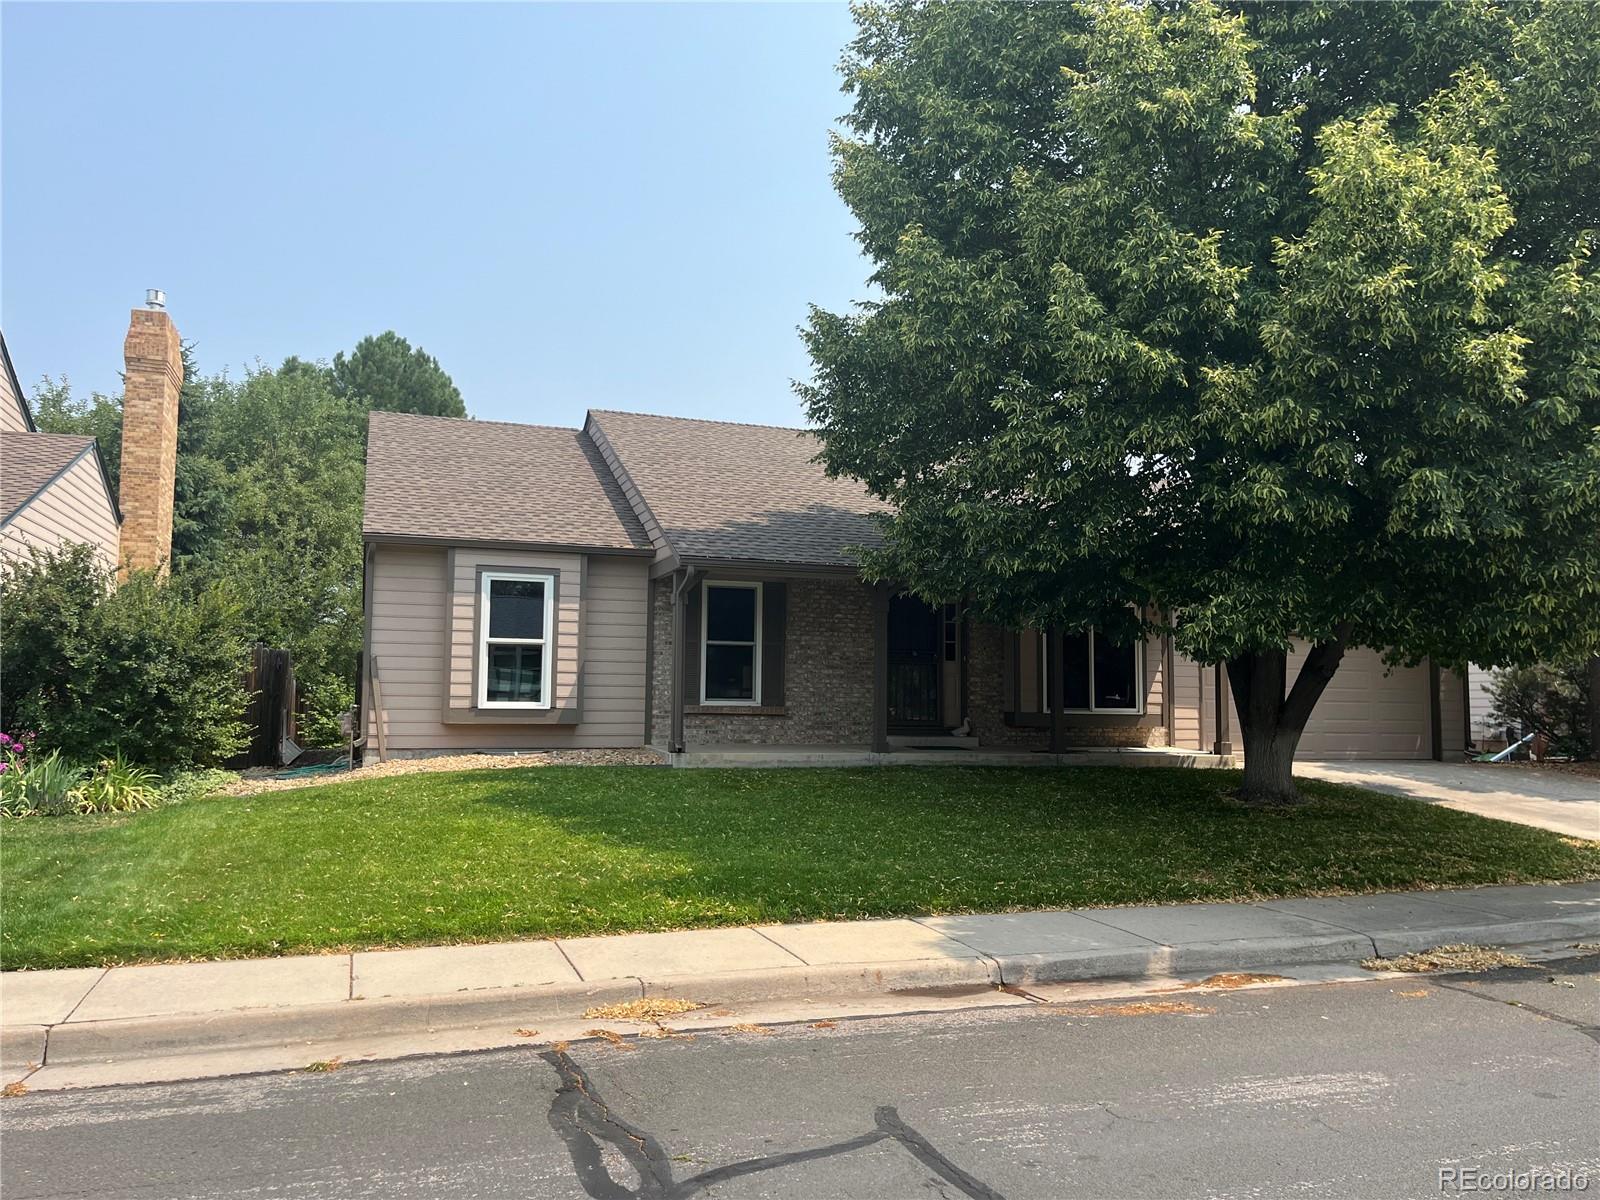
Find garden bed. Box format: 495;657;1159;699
221;748;664;796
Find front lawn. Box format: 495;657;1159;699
4;767;1596;969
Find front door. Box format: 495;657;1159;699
887;594;942;731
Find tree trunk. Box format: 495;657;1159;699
1226;631;1350;805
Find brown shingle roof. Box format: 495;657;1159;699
586;410;886;567
363;411;651;552
0;430;97;524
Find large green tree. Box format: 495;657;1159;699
332;330;465;417
803;0;1600;800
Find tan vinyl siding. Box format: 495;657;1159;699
366;544;648;754
0;452;120;572
444;547;583;715
1171;655;1205;750
1146;635;1165;725
1;362;28;433
1466;663;1501;742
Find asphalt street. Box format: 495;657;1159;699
3;954;1596;1200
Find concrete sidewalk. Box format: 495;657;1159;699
5;881;1597;1090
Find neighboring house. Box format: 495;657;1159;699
1467;663;1508;750
362;409;1470;763
0;298;186;578
0;331;121;571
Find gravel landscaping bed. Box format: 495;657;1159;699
222;748;665;795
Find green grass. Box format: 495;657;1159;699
4;766;1596;970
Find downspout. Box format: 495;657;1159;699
1428;659;1443;761
669;565;697;754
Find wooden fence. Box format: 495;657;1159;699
225;645;297;769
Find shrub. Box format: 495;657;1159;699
157;768;238;806
297;676;355;748
1;545;250;768
0;750;85;817
77;752;161;813
1487;660;1594;760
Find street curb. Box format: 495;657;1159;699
18;912;1600;1075
39;979;642;1069
1;1025;47;1075
1365;916;1600;957
642;957;1000;1005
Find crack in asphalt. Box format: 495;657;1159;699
1430;978;1600;1046
541;1049;1005;1199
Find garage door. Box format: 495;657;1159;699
1291;645;1429;760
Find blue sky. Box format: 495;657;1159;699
1;1;868;426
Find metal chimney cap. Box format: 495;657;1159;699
145;288;166;310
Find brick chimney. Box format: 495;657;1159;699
118;290;183;576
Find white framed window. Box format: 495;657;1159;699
1040;629;1143;714
701;581;762;704
478;572;553;709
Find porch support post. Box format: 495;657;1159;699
1212;661;1233;756
1047;625;1065;754
669;565;696;754
1428;658;1443;762
1162;630;1177;748
871;584;890;754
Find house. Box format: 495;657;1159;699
0;333;120;571
0;295;185;577
361;408;1471;764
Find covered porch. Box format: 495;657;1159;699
663;742;1237;769
653;562;1219;763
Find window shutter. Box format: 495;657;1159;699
761;582;786;706
683;583;702;704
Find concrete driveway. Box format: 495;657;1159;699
1297;760;1600;839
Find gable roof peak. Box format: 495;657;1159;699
585;408;811;435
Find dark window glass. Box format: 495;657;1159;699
488;578;546;639
486;644;544;703
1093;636;1138;709
704;643;755;701
706;585;757;643
1061;631;1091;710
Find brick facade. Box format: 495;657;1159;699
966;621;1046;749
649;575;876;746
118;307;183;576
648;577;1164;749
967;622;1166;749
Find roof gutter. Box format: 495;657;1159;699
650;555;865;581
361;532;654;557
